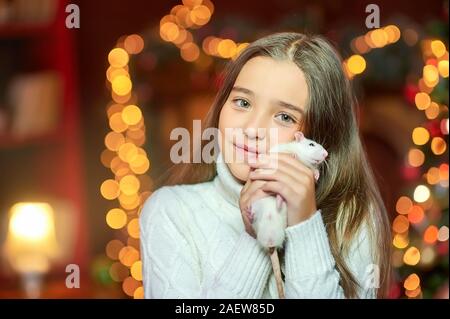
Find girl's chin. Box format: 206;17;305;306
227;162;251;183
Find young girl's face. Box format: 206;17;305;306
218;56;309;182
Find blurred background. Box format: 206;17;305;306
0;0;448;298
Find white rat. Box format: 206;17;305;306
249;131;328;298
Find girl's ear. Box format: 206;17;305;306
294;131;304;142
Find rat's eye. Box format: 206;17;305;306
309;143;315;147
232;98;250;108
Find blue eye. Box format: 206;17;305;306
232;98;250;108
276;113;296;124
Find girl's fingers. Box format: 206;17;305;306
260;181;294;201
248;169;298;191
249;153;314;181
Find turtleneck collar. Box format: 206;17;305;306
213;151;244;208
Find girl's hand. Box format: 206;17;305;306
239;176;269;238
247;153;317;227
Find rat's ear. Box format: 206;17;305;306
294;131;305;142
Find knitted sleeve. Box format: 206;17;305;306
282;209;378;298
139;187;273;299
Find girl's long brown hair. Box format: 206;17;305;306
158;32;392;298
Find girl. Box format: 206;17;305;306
139;32;392;299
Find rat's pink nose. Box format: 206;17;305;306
323;150;328;158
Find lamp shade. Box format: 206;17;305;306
3;202;60;274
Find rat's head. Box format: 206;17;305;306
293;131;328;165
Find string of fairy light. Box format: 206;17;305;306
391;39;448;298
101;0;448;298
101;33;148;298
342;24;449;298
159;0;249;62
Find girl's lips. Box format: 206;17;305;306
233;143;259;155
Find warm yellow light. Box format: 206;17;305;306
119;175;141;195
130;155;150;174
106;66;129;83
190;5;211;26
118;143;138;163
8;203;52;240
121;105;142;125
127;218;140;239
119;246;140;267
431;40;446;58
122;276;141;297
217;39;237;59
109;113;128;133
404;273;420;291
431;137;447;155
180;42;200;62
160;22;179;42
392;215;409;233
383;25;401;43
414;92;431;110
412;127;430;145
235;43;249;58
133;286;144;299
100;179;120;200
408;148;425;167
4;202;59;274
426;167;440;185
112;75;132;96
413;185;430;203
393;233;409;249
438;60;449;78
423;64;439;87
347;55;366;74
424;102;440;120
108;48;129;68
396;196;413;215
124;34;144;55
130;260;142;281
106;208;127;229
403;247;421;266
370;28;388;47
104;131;125;151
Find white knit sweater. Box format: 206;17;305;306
140;152;377;299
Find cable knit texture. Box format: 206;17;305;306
139;152;378;298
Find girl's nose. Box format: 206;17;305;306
244;127;266;140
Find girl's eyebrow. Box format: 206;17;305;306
276;100;304;115
232;86;254;96
231;85;305;115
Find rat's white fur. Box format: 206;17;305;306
250;131;328;249
249;131;328;298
